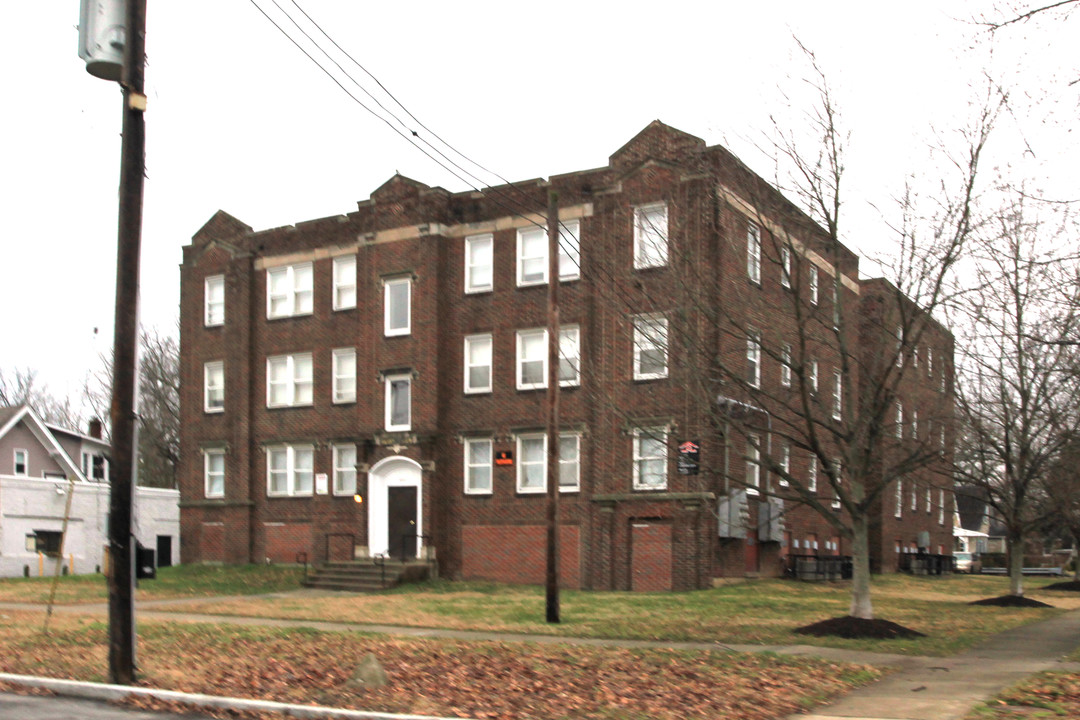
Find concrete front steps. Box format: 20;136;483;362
302;559;434;592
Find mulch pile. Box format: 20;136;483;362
793;616;926;640
969;595;1054;608
1043;580;1080;592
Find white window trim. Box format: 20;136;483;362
266;353;314;408
266;263;313;319
747;222;762;284
781;246;792;289
896;479;903;518
265;444;315;497
780;344;792;388
832;369;843;421
464;334;493;394
895;401;904;439
809;266;819;306
332;256;357;311
464;437;494;495
926;486;932;514
747;332;761;388
516;328;548;390
204;361;225;413
558;432;582;493
516;432;548;494
332;348;357;404
558;220;581;281
384;373;412;432
633;202;668;269
939;488;946;525
384;276;412;337
204;275;225;327
13;448;28;476
559;325;581;388
632;313;668;381
779;444;790;487
808;455;818;493
632;426;668;491
745;435;761;495
831;460;842;509
204;449;225;499
517;226;548;287
809;359;818;393
332;443;357;496
465;233;494;294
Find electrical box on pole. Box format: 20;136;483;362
78;0;126;81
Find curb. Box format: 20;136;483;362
0;673;474;720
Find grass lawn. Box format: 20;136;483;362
967;672;1080;718
0;611;881;720
147;572;1077;656
0;564;303;605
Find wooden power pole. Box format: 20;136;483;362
107;0;148;685
545;190;561;624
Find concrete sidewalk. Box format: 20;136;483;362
790;608;1080;720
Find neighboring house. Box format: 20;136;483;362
0;405;180;577
178;122;957;590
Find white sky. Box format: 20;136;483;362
2;1;1076;402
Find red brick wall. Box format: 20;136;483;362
264;522;312;564
462;525;580;589
630;522;672;591
200;522;225;562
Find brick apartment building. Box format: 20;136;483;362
177;122;955;590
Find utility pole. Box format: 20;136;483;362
107;0;147;685
545;190;561;624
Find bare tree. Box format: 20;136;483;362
85;326;180;489
0;366;84;430
951;195;1080;596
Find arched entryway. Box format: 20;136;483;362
367;456;423;559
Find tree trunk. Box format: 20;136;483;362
849;514;874;619
1008;532;1024;597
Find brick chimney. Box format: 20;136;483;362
87;418;103;439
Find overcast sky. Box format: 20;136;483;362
2;1;1076;404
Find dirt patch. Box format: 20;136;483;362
1043;580;1080;592
793;616;926;640
969;595;1054;608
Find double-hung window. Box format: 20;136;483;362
204;275;225;326
332;444;357;496
832;370;843;421
204;361;225;413
632;314;668;380
464;437;493;494
926;485;932;514
927;347;934;377
809;359;818;393
808;455;818;492
332;348;356;404
384;277;411;336
559;325;581;387
939;489;946;524
896;326;904;367
634;203;668;269
896;479;903;517
204;449;225;498
781;246;792;288
464;334;493;394
517;226;548;286
745;435;761;493
779;444;790;487
747;332;762;388
633;427;668;490
558;220;581;281
912;409;919;440
465;234;494;293
516;329;547;390
267;263;313;319
780;344;792;387
517;433;547;493
809;265;819;306
266;445;314;497
747;222;762;284
895;401;904;439
266;353;313;408
559;433;581;492
333;256;357;310
385;373;411;431
13;449;28;476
